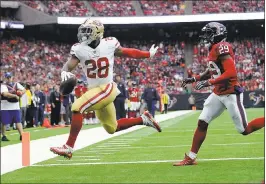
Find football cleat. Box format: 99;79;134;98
173;153;197;166
50;144;73;159
141;111;162;132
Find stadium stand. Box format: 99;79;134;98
192;0;265;14
90;1;136;16
1;35;264;94
139;0;185;16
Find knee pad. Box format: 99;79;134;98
197;120;208;131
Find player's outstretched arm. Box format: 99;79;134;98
114;44;158;59
208;54;237;85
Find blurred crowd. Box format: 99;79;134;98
21;0;264;17
192;0;265;14
1;36;264;94
140;0;185;16
1;37;186;94
91;1;136;16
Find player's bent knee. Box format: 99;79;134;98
198;120;208;131
102;124;116;134
71;103;80;112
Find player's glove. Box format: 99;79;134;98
149;44;159;58
61;71;75;82
181;77;196;87
195;80;211;90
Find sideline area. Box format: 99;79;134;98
1;110;192;175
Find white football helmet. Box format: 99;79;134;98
77;19;104;44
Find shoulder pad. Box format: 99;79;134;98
70;43;81;57
103;37;120;50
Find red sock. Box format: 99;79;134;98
190;121;208;154
116;117;143;132
66;113;83;148
244;117;265;135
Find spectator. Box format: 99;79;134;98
142;83;160;117
161;90;170;114
34;84;45;126
20;83;28;128
25;83;34;127
0;72;25;141
114;75;128;120
50;85;61;126
188;94;195;110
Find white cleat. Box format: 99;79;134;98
141;111;162;132
50;144;73;159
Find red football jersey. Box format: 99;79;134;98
128;87;140;102
208;41;239;95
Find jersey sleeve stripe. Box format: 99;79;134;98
115;42;120;48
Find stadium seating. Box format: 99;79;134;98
90;1;136;16
192;0;265;14
21;0;264;16
2;35;263;94
139;0;185;16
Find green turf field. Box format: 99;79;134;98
1;109;264;183
1;124;101;147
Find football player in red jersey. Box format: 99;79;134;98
174;22;265;166
127;81;141;118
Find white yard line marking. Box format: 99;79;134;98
98;144;130;147
98;153;115;155
33;130;40;132
9;133;19;136
92;142;264;150
103;142;131;145
146;133;264;139
1;110;193;175
72;156;100;158
164;129;226;132
56;158;100;161
33;157;264;166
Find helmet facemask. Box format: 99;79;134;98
199;22;227;45
77;19;104;45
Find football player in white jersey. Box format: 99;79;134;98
50;19;161;159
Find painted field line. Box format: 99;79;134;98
145;132;264;139
9;133;19;136
33;130;40;132
33;157;264;167
101;142;131;145
92;142;263;150
56;158;100;161
164;129;226;132
72;156;100;158
98;144;130;147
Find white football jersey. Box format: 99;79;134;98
70;37;120;88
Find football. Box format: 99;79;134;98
60;77;77;95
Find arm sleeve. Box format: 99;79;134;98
209;57;237;85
